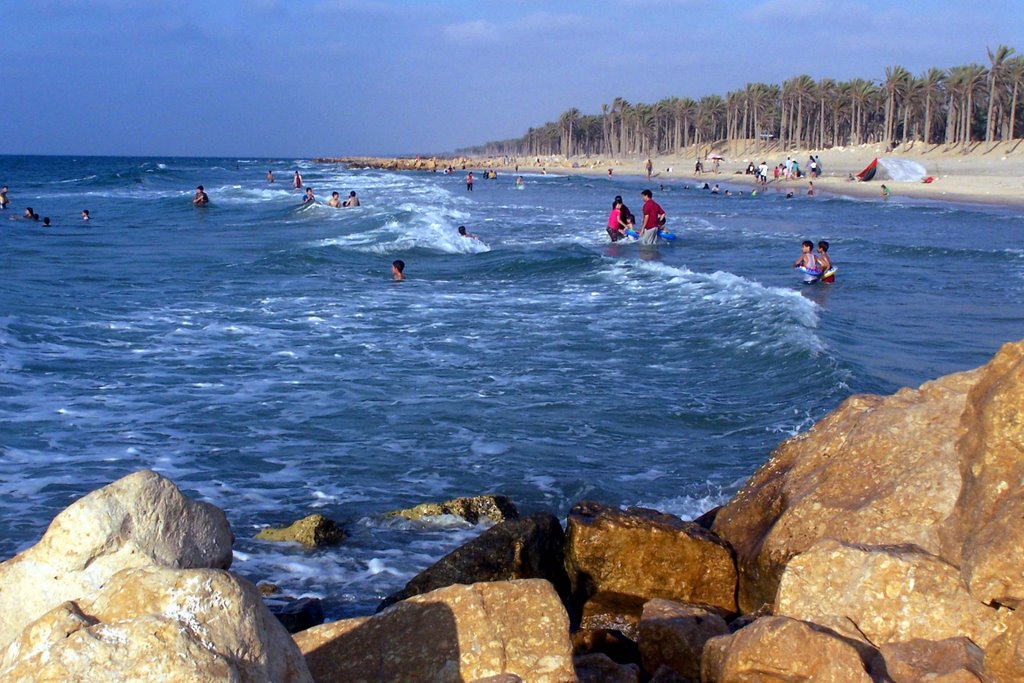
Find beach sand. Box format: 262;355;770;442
449;141;1024;209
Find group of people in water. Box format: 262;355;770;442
2;184;91;226
793;240;836;283
606;189;667;245
190;171;362;209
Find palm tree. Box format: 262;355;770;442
919;68;947;145
1007;56;1024;141
986;45;1015;142
816;78;837;149
883;65;912;147
559;108;580;158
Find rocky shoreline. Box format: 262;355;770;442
1;339;1021;681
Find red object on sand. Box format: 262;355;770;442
855;158;878;181
922;176;934;184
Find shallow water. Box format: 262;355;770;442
1;156;1021;617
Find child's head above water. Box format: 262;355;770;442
802;240;814;251
817;240;829;253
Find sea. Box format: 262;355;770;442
1;155;1022;619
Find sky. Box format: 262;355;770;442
2;0;1023;158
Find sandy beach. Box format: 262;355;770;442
337;141;1024;209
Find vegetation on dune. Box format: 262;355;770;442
456;46;1024;159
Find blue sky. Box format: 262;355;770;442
2;0;1021;157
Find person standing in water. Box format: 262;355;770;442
81;209;90;221
343;191;360;207
302;187;315;205
293;171;303;189
267;170;275;183
192;186;209;205
606;198;625;242
817;241;835;282
391;260;405;281
639;189;665;245
328;192;342;208
645;158;653;179
881;184;890;201
0;185;9;209
466;172;474;192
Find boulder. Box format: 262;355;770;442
700;616;876;682
255;514;344;547
270;596;325;634
295;579;574;683
0;566;312;682
983;606;1024;682
574;652;641;683
711;366;976;612
564;502;737;614
577;591;647;643
637;599;728;681
388;495;519;524
0;469;234;650
378;513;569;611
775;539;1007;647
880;637;985;682
946;341;1024;607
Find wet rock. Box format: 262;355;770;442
880;637;985;682
388;494;519;524
378;512;568;611
775;539;1008;647
270;596;325;634
0;566;312;682
255;514;344;547
0;469;234;651
295;579;574;683
701;616;876;682
564;502;737;614
574;652;641;683
637;599;728;681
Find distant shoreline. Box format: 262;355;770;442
317;141;1024;211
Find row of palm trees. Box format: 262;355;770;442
456;47;1024;160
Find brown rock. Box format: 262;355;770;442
295;579;574;683
946;341;1024;607
775;539;1007;647
564;502;737;614
378;513;569;611
983;606;1024;682
711;366;977;613
578;591;647;642
389;494;519;524
881;637;985;682
637;599;728;681
574;652;641;683
0;469;234;650
0;566;312;682
255;514;344;547
700;616;875;682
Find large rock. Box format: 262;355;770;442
984;607;1024;682
775;539;1007;647
0;566;312;682
388;495;519;524
637;599;728;681
0;469;233;650
564;502;737;614
711;371;975;612
880;637;985;682
945;341;1024;607
378;513;570;611
700;616;876;682
256;514;344;547
295;579;574;683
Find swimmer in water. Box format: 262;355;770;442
267;170;275;183
343;191;360;207
458;225;480;240
81;209;90;220
328;191;342;208
192;186;209;205
302;187;315;204
391;259;405;281
293;171;303;188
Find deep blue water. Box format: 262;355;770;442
1;155;1022;617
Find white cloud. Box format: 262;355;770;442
443;19;500;44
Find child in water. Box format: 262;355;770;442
817;241;835;282
793;240;819;282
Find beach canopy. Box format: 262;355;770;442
855;157;927;182
708;153;726;160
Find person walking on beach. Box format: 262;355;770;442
466;172;474;191
391;259;405;281
343;191;360;207
645;158;653;180
639;189;665;245
192;186;209;205
293;171;303;189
